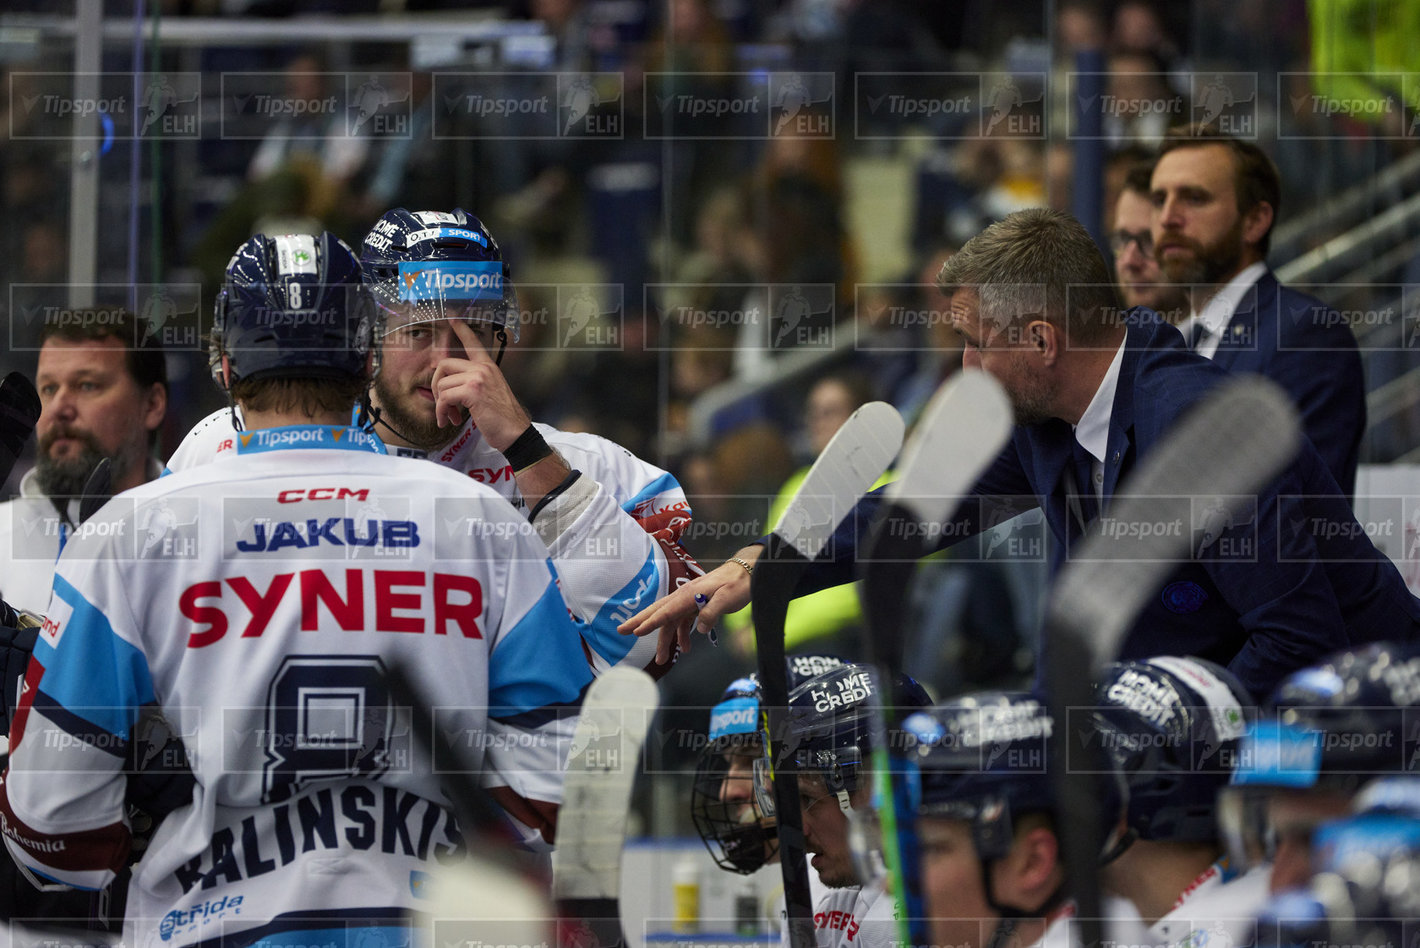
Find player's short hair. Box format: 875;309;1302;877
40;310;169;447
1157;124;1281;255
231;376;366;418
938;208;1123;348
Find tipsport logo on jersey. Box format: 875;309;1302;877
431;72;624;139
14;497;203;562
10;72;202;140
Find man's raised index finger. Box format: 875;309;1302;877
447;317;493;361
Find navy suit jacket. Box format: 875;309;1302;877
1209;271;1365;499
808;316;1419;698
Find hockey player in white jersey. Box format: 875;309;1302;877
167;208;700;679
758;664;930;948
0;232;594;948
1090;657;1270;948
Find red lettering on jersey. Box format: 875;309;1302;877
469;466;514;485
374;570;424;633
300;569;364;631
180;571;487;643
434;573;482;638
277;487;371;504
181;581;228;648
227;574;294;637
218;439;234;453
847;918;860;940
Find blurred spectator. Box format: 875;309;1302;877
247;51;369;187
1102;50;1185;146
721;373;881;659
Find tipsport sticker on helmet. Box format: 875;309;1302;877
274;234;318;277
405;227;487;247
709;696;760;742
396;261;503;303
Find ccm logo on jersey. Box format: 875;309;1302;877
179;569;483;647
276;487;370;504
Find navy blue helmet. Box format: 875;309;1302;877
691;654;848;874
1092;656;1253;846
212;232;376;386
908;691;1056;861
360;208;519;345
1221;641;1420;873
1255;786;1420;948
777;663;931;798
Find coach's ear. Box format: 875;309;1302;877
1027;318;1060;366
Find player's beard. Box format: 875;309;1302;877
1156;217;1246;287
372;371;466;451
34;427;112;497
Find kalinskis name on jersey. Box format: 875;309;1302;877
173;785;464;895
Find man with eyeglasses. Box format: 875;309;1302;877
1150;124;1364;499
1110;164;1188;321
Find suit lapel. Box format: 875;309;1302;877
1212;270;1272;363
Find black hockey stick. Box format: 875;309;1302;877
553;666;659;948
857;372;1014;947
754;401;905;948
1042;376;1300;948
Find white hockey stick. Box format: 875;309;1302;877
753;400;905;948
554;667;660;948
1043;376;1301;947
857;372;1013;947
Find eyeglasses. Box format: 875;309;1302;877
1109;230;1153;256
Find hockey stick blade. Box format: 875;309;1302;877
1044;376;1300;948
554;667;659;948
769;400;905;561
756;400;905;948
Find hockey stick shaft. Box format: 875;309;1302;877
1044;376;1300;948
755;401;906;948
858;372;1014;948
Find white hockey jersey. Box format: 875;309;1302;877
782;880;898;948
1149;861;1270;948
167;411;700;677
1;427;594;948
